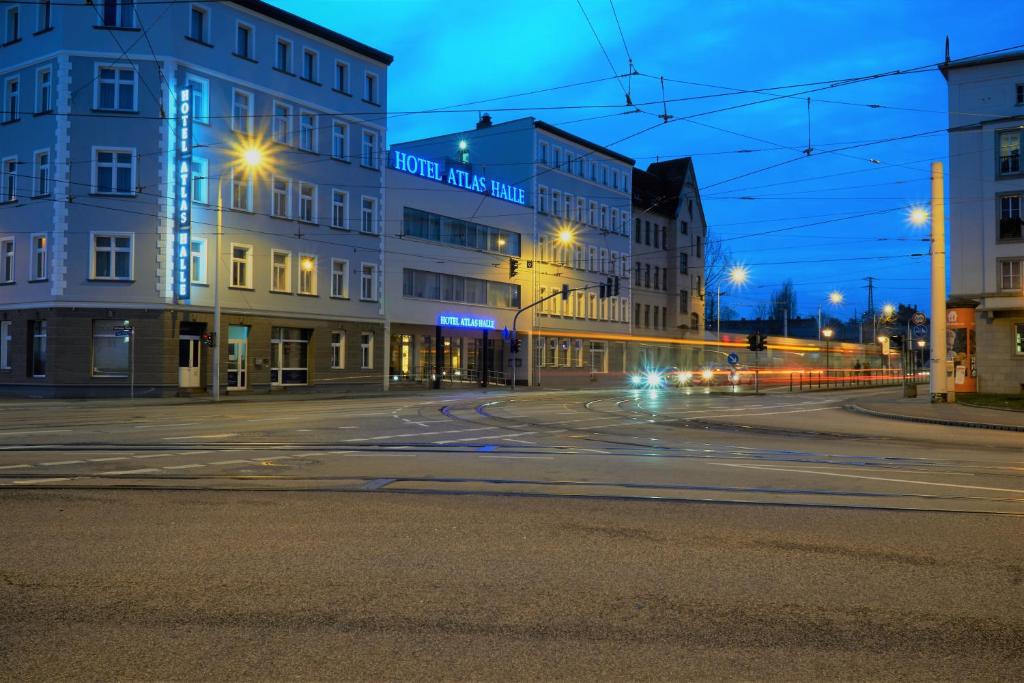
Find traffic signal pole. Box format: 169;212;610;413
928;161;950;402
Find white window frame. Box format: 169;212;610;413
331;331;346;369
332;119;348;160
3;76;19;123
188;4;209;43
37;0;51;33
538;141;548;165
230;168;253;212
234;20;254;60
999;259;1022;292
360;129;378;168
91;146;136;196
89;231;134;281
537;185;547;214
191;156;208;204
185;73;209;125
275;36;293;73
331;189;348;229
0;320;10;370
4;6;17;43
98;0;135;28
230;243;253;289
331;258;349;298
33;148;49;197
30;232;46;281
1;156;15;202
360;262;378;301
364;71;378;104
93;64;137;112
0;237;13;283
35;65;51;114
298;181;316;223
190;237;207;285
334;59;350;93
298;253;317;295
360;331;374;369
298;110;317;152
231;88;254;134
301;47;319;83
271;176;291;218
272;100;291;145
360;195;377;234
271;249;292;293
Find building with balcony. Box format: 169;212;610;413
0;0;392;396
941;52;1024;393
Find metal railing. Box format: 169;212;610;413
787;368;927;392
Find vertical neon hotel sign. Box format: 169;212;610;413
174;86;193;300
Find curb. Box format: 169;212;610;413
845;404;1024;433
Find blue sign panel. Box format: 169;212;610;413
174;86;194;301
392;150;526;206
437;314;497;330
727;352;739;366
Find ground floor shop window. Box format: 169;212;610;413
270;327;310;385
0;320;10;369
29;320;46;377
361;332;374;369
1015;323;1024;355
588;341;608;373
92;320;128;377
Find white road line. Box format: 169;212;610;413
164;433;238;440
500;438;536;444
40;460;85;466
88;457;129;463
479;455;555;460
210;459;251;465
14;478;69;484
576;448;611;454
255;456;293;462
132;422;200;430
0;464;30;470
102;468;161;476
342;453;417;458
0;428;72;436
710;463;1024;495
336;426;357;430
133;453;176;459
163;463;206;470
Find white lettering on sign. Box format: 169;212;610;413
392;150;526;206
174;86;193;300
437;314;497;330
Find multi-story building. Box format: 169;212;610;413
0;0;392;396
386;115;643;387
941;52;1024;393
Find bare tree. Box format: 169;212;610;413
702;232;732;324
769;279;797;321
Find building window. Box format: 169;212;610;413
331;190;347;229
1015;323;1024;355
271;177;290;218
332;121;348;160
334;61;349;93
298;111;316;151
361;196;377;233
537;186;547;214
189;6;207;43
99;0;134;28
4;5;18;43
302;49;318;82
33;150;49;196
30;320;45;378
999;131;1021;175
185;74;208;124
1017;84;1024;106
588;201;597;226
235;22;253;59
93;148;134;195
679;252;688;274
37;1;51;32
1000;195;1022;240
364;72;378;104
92;320;128;377
2;157;15;202
95;66;136;112
230;169;252;211
190;238;206;284
331;332;345;368
230;244;252;288
270;327;310;385
361;130;378;168
402;268;520;307
0;320;10;370
272;101;291;144
588;293;597;320
403;207;521;256
3;77;18;123
552;147;561;170
275;38;291;72
191;157;208;204
680;290;689;313
298;255;316;295
30;234;46;280
552;190;561;218
360;263;378;301
91;233;132;280
0;237;13;283
538;141;548;165
271;249;291;293
232;89;253;133
35;67;51;114
360;332;374;369
1000;259;1022;291
331;259;348;298
298;182;315;223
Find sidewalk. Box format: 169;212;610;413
847;391;1024;432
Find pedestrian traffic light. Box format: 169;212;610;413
561;283;569;300
201;331;215;347
509;257;519;278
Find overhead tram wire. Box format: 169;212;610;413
85;0;165;116
576;0;633;106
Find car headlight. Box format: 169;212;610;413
701;369;714;381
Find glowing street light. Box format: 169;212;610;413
557;227;575;245
908;205;929;227
717;264;750;341
728;265;749;286
829;290;844;305
822;327;834;382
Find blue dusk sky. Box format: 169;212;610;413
273;0;1015;319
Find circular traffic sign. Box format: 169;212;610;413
911;312;926;326
912;325;928;340
727;352;739;366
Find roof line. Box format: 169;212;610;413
534;120;635;165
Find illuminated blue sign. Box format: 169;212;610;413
392;150;526;205
437;314;497;330
174;86;193;301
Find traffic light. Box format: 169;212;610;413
599;277;613;298
758;335;768;351
561;283;570;300
508;257;519;278
747;333;758;352
747;333;768;352
510;334;521;354
200;331;216;348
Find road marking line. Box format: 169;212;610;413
40;460;84;466
479;455;554;460
210;459;251;465
133;453;176;459
164;463;206;470
88;457;129;462
0;428;72;436
342;453;416;457
102;468;161;476
710;463;1024;495
164;433;238;440
133;422;200;430
0;464;30;470
13;478;69;484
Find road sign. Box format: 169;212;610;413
912;324;928;340
911;312;926;326
727;352;739;366
114;326;133;337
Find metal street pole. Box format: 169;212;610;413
716;285;721;342
929;161;948;402
212;177;223;402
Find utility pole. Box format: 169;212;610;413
929;161;949;402
865;276;876;341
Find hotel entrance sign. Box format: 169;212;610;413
437;314;497;330
392;150;527;206
174;86;194;301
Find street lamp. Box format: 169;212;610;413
818;290;844;340
717;264;749;341
211;136;270;402
822;327;834;384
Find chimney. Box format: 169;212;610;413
476;113;492;129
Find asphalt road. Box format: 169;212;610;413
1;386;1022;679
2;490;1022;681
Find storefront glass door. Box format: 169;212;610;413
227;325;248;391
